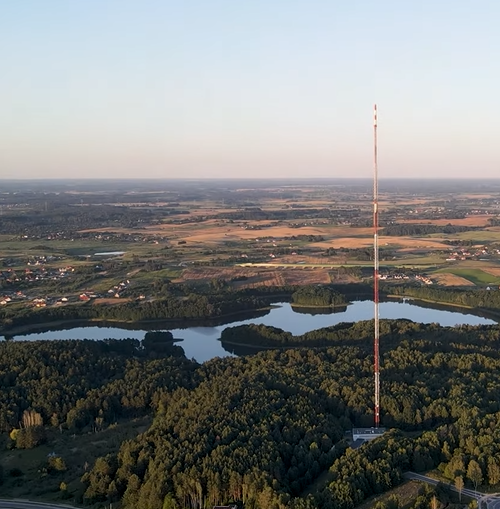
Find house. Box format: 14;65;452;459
352;427;386;442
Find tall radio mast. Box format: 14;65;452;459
373;104;380;428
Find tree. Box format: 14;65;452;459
22;409;42;428
488;460;500;486
162;494;178;509
455;476;464;502
467;460;483;493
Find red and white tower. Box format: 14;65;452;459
373;104;380;428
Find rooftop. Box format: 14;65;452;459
352;427;386;434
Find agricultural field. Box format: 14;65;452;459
1;178;500;302
432;268;500;286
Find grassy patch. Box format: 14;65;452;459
447;230;500;242
356;480;425;509
134;267;183;283
0;416;151;504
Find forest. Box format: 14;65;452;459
1;204;168;236
387;285;500;312
379;224;478;236
3;318;500;508
291;287;347;307
219;318;500;349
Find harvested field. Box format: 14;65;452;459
316;237;449;249
177;266;344;288
178;225;344;244
280;268;332;286
482;268;500;276
431;273;476;286
178;267;286;287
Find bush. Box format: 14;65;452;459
48;456;67;473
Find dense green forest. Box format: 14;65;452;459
3;316;500;507
291;287;347;307
221;318;500;349
380;224;477;236
79;322;500;509
387;285;500;311
1;204;168;236
0;336;198;433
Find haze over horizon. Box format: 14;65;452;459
1;1;499;180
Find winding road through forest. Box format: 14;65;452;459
0;500;78;509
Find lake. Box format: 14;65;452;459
5;299;497;363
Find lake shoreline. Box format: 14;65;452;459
2;300;497;364
0;305;280;338
3;297;499;339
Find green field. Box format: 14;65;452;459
439;230;500;242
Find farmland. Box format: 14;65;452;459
1;178;500;310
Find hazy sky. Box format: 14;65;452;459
1;1;499;179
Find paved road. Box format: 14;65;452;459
405;472;500;509
0;500;77;509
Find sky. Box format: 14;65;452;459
1;1;499;179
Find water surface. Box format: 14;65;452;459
6;300;496;363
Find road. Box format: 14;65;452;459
405;472;500;509
0;500;77;509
